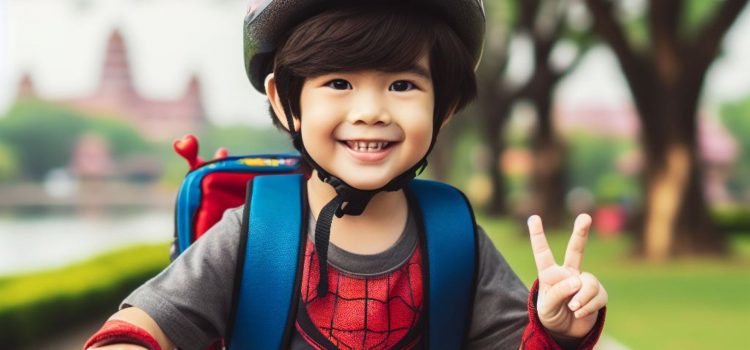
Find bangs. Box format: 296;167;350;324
269;5;476;131
275;7;437;77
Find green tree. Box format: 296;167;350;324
720;97;750;201
0;101;153;180
585;0;749;259
475;0;592;224
567;132;638;204
0;142;19;182
88;118;154;158
0;102;88;180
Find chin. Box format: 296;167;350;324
339;175;391;191
347;180;389;191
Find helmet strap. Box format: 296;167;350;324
286;106;439;297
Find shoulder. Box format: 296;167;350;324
408;179;474;214
182;205;245;255
474;224;528;290
222;205;245;226
409;179;465;194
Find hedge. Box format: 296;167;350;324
0;243;170;348
713;205;750;234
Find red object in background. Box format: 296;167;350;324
173;134;307;242
593;205;626;237
173;134;206;171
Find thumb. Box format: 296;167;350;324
539;276;581;314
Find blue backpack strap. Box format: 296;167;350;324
408;179;478;349
228;174;306;350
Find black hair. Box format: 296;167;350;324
269;5;477;131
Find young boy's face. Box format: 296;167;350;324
271;54;437;190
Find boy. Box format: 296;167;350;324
85;1;607;349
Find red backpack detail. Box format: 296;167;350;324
171;134;305;258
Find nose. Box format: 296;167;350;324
347;90;392;126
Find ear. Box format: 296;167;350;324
265;73;300;131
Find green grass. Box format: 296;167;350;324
477;215;750;350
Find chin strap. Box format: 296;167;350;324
312;170;424;296
287;114;433;297
312;195;343;296
307;153;429;297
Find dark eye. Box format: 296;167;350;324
389;80;415;92
326;79;352;90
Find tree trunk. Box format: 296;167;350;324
639;141;727;260
529;86;567;227
635;90;728;260
484;111;507;216
531;135;567;226
583;0;746;259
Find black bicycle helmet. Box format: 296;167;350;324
242;0;485;297
244;0;485;92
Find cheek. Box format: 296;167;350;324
300;118;334;152
299;92;338;148
400;107;434;154
412;125;433;156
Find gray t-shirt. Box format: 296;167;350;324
123;206;529;349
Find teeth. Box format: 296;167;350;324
345;141;390;152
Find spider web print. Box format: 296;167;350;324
297;239;424;349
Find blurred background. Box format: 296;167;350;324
1;0;749;349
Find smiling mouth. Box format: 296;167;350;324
342;140;395;153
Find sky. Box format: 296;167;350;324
2;0;269;126
555;1;750;107
1;0;750;126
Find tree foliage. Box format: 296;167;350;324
720;98;750;201
0;101;153;181
584;0;749;259
0;142;19;182
473;0;593;222
566;132;638;204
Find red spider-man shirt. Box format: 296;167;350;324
295;239;424;349
291;238;605;350
102;205;605;350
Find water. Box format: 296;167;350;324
0;209;172;275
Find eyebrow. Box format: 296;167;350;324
403;65;432;80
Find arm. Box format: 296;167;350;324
464;226;530;349
465;222;606;350
521;279;606;350
85;307;175;350
83;206;246;350
522;214;608;349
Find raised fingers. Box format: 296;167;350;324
527;215;557;274
563;214;592;271
569;272;607;319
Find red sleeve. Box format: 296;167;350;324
83;320;161;350
521;279;606;350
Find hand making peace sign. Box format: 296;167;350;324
528;214;608;338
